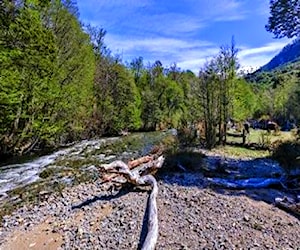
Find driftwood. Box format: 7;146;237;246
101;155;157;184
101;155;164;250
275;196;300;217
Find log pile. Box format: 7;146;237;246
99;154;165;250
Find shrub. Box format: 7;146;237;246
160;150;205;174
272;140;300;174
258;131;271;148
177;126;198;146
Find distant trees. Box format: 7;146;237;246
246;62;300;123
266;0;300;38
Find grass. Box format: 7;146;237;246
227;129;296;146
212;145;270;159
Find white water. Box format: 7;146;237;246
0;138;119;196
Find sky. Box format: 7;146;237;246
77;0;292;73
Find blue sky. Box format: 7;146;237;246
77;0;292;73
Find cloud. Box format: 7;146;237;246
105;33;219;73
239;41;289;57
106;36;291;74
78;0;248;37
190;0;247;22
77;0;292;73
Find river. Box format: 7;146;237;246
0;131;173;198
0;128;287;202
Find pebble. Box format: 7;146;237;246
0;173;300;249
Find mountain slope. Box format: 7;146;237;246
260;39;300;71
245;39;300;84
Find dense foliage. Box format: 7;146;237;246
246;59;300;123
1;0;300;159
266;0;300;38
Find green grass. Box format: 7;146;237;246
227;129;296;145
212;145;270;159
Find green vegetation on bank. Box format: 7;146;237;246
1;0;300;176
0;1;255;158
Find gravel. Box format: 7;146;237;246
1;172;300;250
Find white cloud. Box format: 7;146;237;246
106;34;218;72
106;35;213;53
77;0;293;73
191;0;247;22
239;41;289;57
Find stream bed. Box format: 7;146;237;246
0;131;172;199
0;130;288;219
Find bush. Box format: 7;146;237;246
160;150;205;174
177;127;198;146
258;131;271;148
272;140;300;174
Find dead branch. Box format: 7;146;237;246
100;155;164;250
275;196;300;217
100;155;157;184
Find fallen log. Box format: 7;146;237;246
100;155;157;184
275;196;300;217
101;155;164;250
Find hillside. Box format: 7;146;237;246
245;39;300;83
261;39;300;71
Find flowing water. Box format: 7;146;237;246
0;128;286;200
0;131;172;197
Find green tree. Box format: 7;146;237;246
48;0;95;141
0;1;59;155
216;38;239;144
232;79;256;121
266;0;300;38
198;60;219;149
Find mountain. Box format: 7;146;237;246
260;39;300;71
245;39;300;84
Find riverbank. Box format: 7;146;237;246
0;132;299;249
0;171;300;249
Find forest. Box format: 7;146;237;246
1;0;300;159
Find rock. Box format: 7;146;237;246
243;214;250;222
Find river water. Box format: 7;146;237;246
0;131;172;197
0;130;285;198
0;139;114;196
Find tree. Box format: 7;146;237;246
266;0;300;38
196;39;239;149
216;38;239;144
48;0;95;140
130;56;144;85
232;79;256;121
198;60;219;149
0;1;59;155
